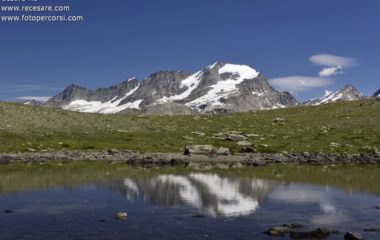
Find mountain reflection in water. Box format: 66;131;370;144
123;173;275;217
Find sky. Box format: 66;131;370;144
0;0;379;102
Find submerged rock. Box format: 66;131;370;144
115;212;128;220
290;228;330;239
264;226;290;236
344;232;363;240
282;223;304;229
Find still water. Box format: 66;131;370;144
0;162;379;240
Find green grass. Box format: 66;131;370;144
0;98;380;153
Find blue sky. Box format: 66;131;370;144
0;0;379;102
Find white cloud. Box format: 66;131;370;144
16;96;51;102
269;76;332;92
310;54;355;67
319;66;344;77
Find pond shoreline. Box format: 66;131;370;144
0;150;379;167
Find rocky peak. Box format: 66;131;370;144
46;84;92;107
305;84;362;106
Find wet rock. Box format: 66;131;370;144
376;204;380;209
290;228;330;239
226;134;247;141
115;212;128;220
216;147;230;155
240;146;257;153
344;232;363;240
185;145;215;155
282;223;304;229
264;226;290;236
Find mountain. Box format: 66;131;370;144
374;89;380;97
304;85;363;106
46;62;298;114
46;79;140;113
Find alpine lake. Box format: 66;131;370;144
0;161;380;240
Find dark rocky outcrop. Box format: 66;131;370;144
374;89;380;97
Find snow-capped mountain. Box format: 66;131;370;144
374;89;380;97
46;62;298;114
304;85;362;106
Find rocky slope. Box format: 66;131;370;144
304;85;362;105
46;62;297;114
374;89;380;97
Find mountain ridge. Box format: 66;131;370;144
46;62;298;114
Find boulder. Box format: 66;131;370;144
216;147;230;155
226;134;247;141
237;141;253;146
272;117;285;124
344;232;364;240
240;146;257;153
185;145;215;155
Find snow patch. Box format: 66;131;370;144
218;64;259;80
63;85;141;113
187;64;259;108
157;70;204;103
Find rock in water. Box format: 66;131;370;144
344;232;364;240
115;212;128;220
282;223;304;229
290;228;330;239
264;226;290;236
